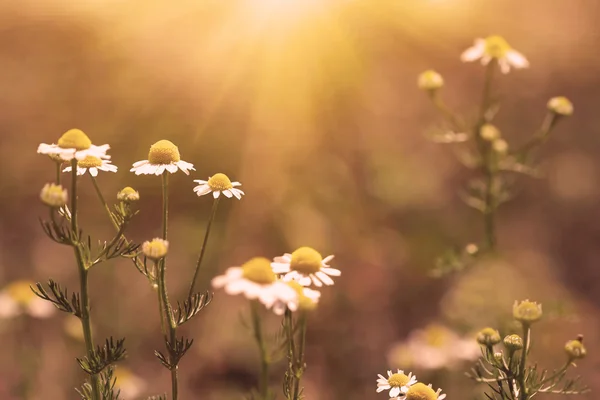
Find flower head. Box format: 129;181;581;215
40;183;68;208
513;300;543;324
63;155;117;176
461;35;529;74
547;96;574;116
376;369;417;398
286;281;321;312
117;187;140;202
405;383;446;400
193;173;244;199
492;139;509;154
130;140;195;175
0;280;55;319
480;124;500;141
212;257;299;313
503;334;524;351
37;129;110;161
142;238;169;260
477;327;501;346
271;247;340;287
565;336;586;360
418;70;444;91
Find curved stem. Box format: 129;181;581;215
70;160;101;400
90;176;118;229
251;301;269;399
188;198;220;298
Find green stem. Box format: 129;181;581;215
431;92;463;132
70;160;101;400
518;325;531;400
90;176;118;229
159;172;179;400
292;313;307;400
516;112;558;157
55;162;62;184
251;301;269;399
188;198;220;298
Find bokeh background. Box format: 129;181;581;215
1;0;600;399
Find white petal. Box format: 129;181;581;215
390;387;400;397
316;271;334;285
165;164;178;173
322;254;335;263
222;190;233;198
132;160;149;168
321;267;341;276
310;275;323;287
460;40;485;62
231;182;242;187
90;168;98;177
213;191;220;199
155;165;166;175
498;58;510;74
194;180;208;184
231;188;244;199
63;166;72;173
271;262;291;273
194;185;212;196
506;50;529;69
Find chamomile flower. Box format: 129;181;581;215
62;155;117;176
271;247;340;287
212;257;298;311
193;173;244;200
405;383;446;400
113;367;147;399
461;35;529;74
0;280;55;319
130;139;195;175
37;129;110;161
266;281;321;315
376;369;417;398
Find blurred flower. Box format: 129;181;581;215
271;247;340;287
113;367;146;399
387;323;480;370
40;183;67;208
117;187;140;202
130;139;194;175
461;35;529;74
547;96;574;116
465;243;479;256
193;173;244;200
64;315;84;341
212;257;298;313
513;300;542;324
37;129;110;161
142;238;169;260
417;70;444;91
63;156;117;176
0;280;55;319
404;383;446;400
274;281;321;314
477;327;501;346
376;369;417;397
565;336;586;360
492;139;509;154
480;124;500;141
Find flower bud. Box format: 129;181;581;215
493;352;504;363
547;96;573;116
480;124;501;141
418;70;444;91
40;183;68;208
513;300;543;324
117;187;140;202
492;139;509;154
565;335;586;360
477;327;502;346
142;238;169;260
503;334;524;351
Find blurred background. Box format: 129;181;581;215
1;0;600;398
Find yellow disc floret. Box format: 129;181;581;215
142;238;169;260
418;70;444;90
208;173;233;191
388;372;411;388
484;35;512;59
513;300;543;324
6;280;37;305
290;247;323;274
147;140;181;164
405;383;438;400
242;257;276;284
565;336;586;360
477;327;501;346
77;155;103;168
40;183;68;208
547;96;574;116
57;129;92;150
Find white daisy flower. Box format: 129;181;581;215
266;281;321;315
114;367;147;399
212;257;298;312
376;369;417;398
40;183;68;208
404;383;446;400
142;238;169;260
37;129;110;161
461;35;529;74
0;281;55;319
130;139;195;175
193;173;244;200
62;155;117;176
271;247;340;287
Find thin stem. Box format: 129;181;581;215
431;92;464;133
70;160;101;400
188;198;220;298
292;313;308;400
516;112;558;156
251;301;270;399
90;176;118;229
518;325;531;400
159;172;179;400
55;162;62;184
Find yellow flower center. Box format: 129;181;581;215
405;383;438;400
77;155;103;168
290;247;323;274
208;173;233;191
6;281;36;305
388;373;411;388
242;257;276;284
142;239;169;259
513;300;543;323
424;325;448;348
57;129;92;150
147;140;181;164
418;70;444;90
286;281;317;311
118;187;140;202
484;35;511;59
